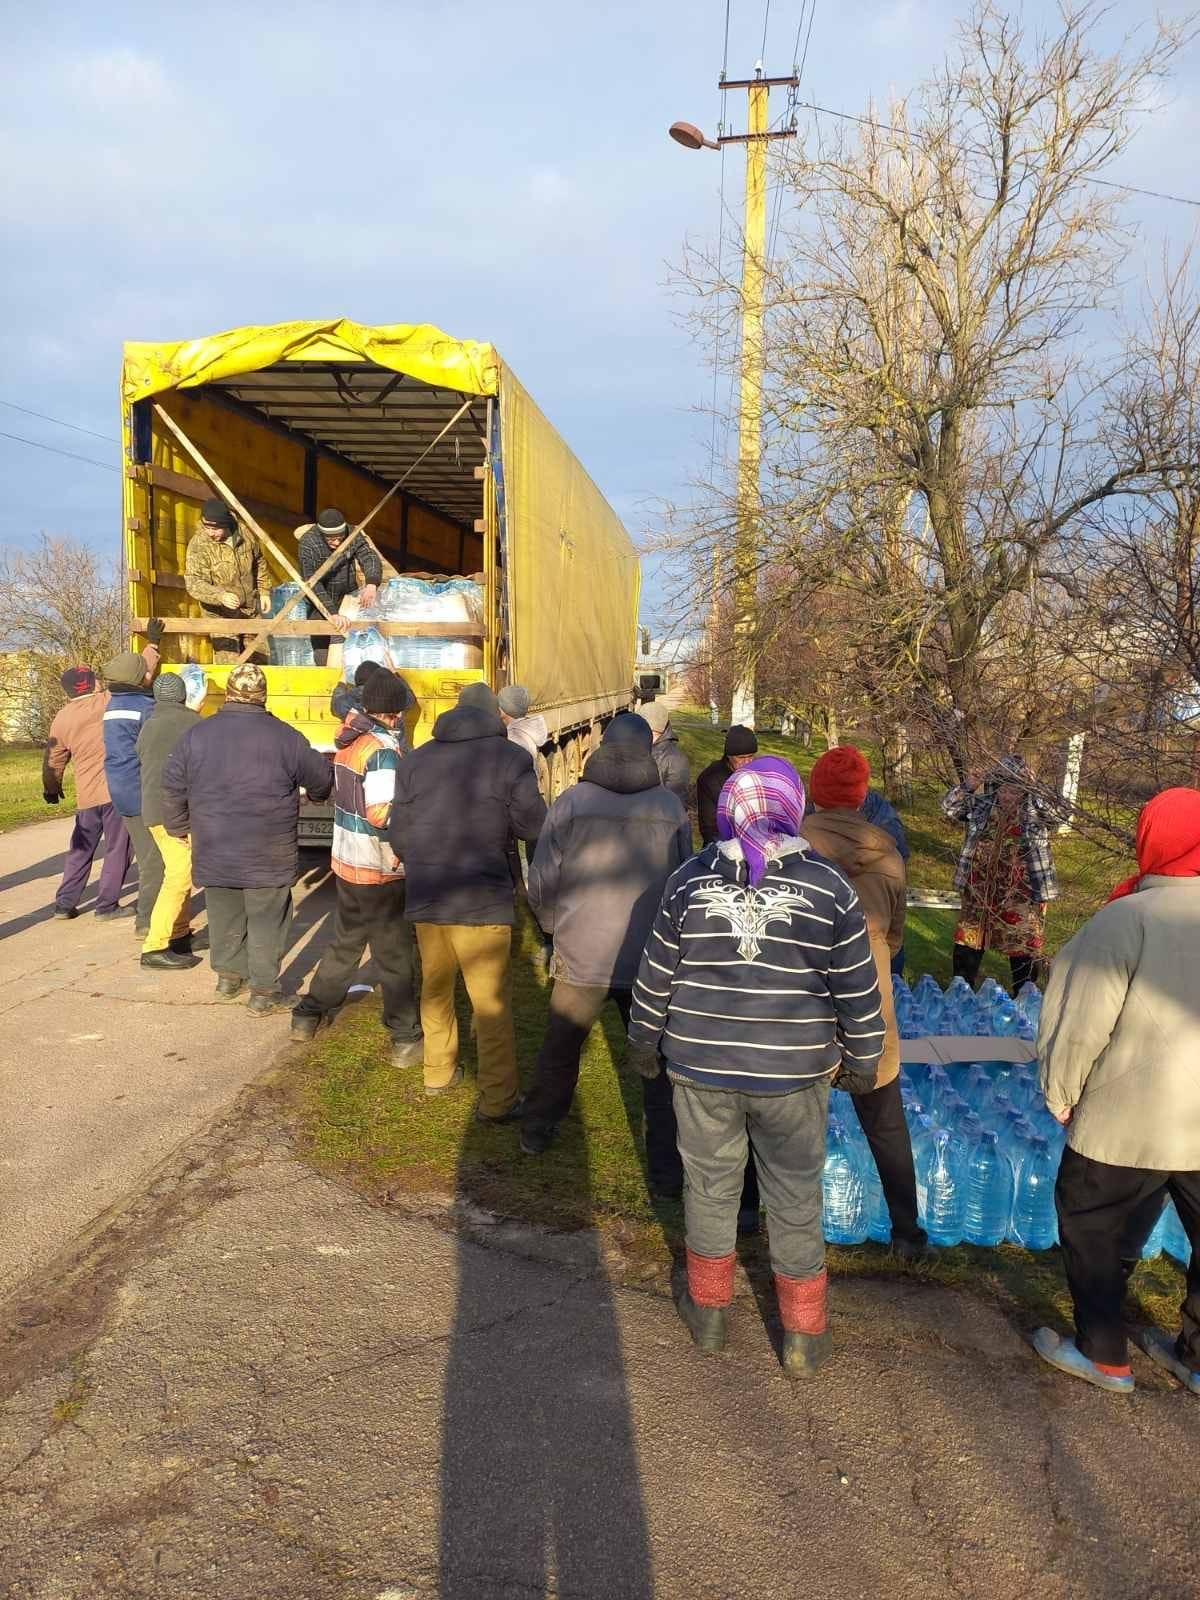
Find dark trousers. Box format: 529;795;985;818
123;813;165;931
294;878;419;1040
56;803;132;914
740;1076;924;1244
1056;1146;1200;1371
521;981;682;1190
952;941;1037;996
206;885;293;995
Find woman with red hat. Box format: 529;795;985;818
803;745;929;1259
1033;787;1200;1396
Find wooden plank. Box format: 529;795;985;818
129;463;304;533
131;617;484;639
150;571;189;591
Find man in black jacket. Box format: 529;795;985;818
389;683;546;1118
297;507;383;659
696;726;758;844
161;663;334;1015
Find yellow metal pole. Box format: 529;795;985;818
730;78;768;730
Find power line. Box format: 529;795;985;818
795;98;1200;210
0;429;119;473
760;0;771;61
0;397;118;444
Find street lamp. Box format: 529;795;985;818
671;66;797;730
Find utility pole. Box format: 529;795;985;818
671;66;796;729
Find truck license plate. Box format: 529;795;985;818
299;819;334;838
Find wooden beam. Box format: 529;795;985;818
131;616;484;639
152;404;336;629
131;463;303;532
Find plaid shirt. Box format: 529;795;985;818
941;782;1060;903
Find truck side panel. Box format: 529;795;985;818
500;372;640;721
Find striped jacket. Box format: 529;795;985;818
331;724;404;885
629;837;885;1095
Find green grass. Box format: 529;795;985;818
293;706;1182;1326
0;745;73;832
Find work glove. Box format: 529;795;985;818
625;1041;663;1081
832;1060;878;1097
42;789;61;805
146;617;165;645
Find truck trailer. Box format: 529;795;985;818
121;319;641;840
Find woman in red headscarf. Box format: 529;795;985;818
1033;787;1200;1397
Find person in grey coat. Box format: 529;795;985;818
520;713;692;1188
641;699;691;812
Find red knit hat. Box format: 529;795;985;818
809;745;870;809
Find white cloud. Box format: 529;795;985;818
64;46;171;112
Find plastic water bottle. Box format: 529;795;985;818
1139;1198;1169;1260
914;974;942;1006
962;1131;1014;1246
979;977;1006;1007
1010;1136;1058;1248
822;1118;867;1244
1015;981;1043;1025
991;996;1021;1036
918;1128;966;1246
947;975;973;1003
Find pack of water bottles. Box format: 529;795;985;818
266;583;316;668
820;974;1192;1262
894;970;1037;1040
351;576;484;673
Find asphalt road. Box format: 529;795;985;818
0;813;336;1300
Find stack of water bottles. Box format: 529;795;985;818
821;974;1192;1263
343;577;485;677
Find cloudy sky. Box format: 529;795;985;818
2;0;1196;611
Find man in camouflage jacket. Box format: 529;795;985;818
184;498;272;661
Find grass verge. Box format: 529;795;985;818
0;746;74;832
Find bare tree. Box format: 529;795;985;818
0;535;125;740
664;0;1191;800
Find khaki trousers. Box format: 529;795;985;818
415;923;516;1114
142;825;193;952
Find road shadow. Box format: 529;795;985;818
438;968;656;1597
277;856;336;995
0;851;68;896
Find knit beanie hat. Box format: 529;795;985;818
153;672;187;705
458;682;499;715
60;666;96;698
809;745;870;810
225;663;268;705
640;701;670;735
103;650;147;686
317;507;349;536
498;684;531;719
602;712;652;751
724;725;758;758
362;670;411;716
354;659;385;688
201;498;236;532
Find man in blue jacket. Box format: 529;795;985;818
102;648;162;937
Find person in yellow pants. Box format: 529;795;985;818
414;924;517;1109
134;672;205;971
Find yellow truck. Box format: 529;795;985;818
121;319;641;841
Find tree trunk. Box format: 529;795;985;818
824;705;840;749
882;722;913;807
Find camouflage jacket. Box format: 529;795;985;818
184;530;270;614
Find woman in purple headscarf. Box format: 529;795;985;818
627;755;886;1379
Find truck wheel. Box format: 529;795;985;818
565;734;583;789
549;745;568;800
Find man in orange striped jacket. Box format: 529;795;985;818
291;671;421;1065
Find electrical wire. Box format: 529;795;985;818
794;98;1200;210
760;0;771;61
0;428;119;472
0;397;118;444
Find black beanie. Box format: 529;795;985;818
362;670;411;715
602;712;653;751
354;659;385;687
317;507;349;535
724;725;758;758
201;498;236;532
